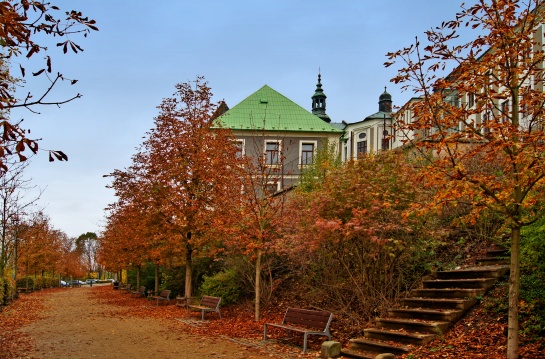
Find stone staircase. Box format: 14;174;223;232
341;249;510;358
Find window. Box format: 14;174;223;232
234;140;244;158
381;130;390;150
265;141;280;165
445;92;460;108
468;93;475;108
482;111;491;136
300;142;315;165
501;101;509;123
357;141;367;157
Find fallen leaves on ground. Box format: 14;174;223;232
91;286;320;358
0;289;54;359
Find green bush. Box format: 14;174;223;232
519;218;545;341
16;277;34;289
0;276;4;302
199;268;242;305
1;276;15;305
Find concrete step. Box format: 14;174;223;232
411;288;485;299
340;348;380;359
477;257;509;265
375;317;450;334
423;278;496;290
364;328;437;345
434;266;509;280
389;308;464;322
486;249;509;257
401;297;477;311
348;337;411;356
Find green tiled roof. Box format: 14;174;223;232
364;111;392;121
216;85;342;133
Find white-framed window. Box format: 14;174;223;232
482;111;492;136
265;140;281;165
300;141;317;166
356;132;367;157
501;100;510;123
233;139;245;158
468;93;475;108
381;129;390;150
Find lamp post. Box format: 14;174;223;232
12;215;19;283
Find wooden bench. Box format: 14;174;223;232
175;296;198;309
131;286;146;298
263;308;334;353
121;283;132;294
148;289;171;306
187;296;222;320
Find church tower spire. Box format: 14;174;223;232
311;71;331;123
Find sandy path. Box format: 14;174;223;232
17;285;277;359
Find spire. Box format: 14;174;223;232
378;86;392;112
311;71;331;123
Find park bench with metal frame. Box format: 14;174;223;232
187;295;222;320
131;286;146;298
263;307;333;353
148;289;171;306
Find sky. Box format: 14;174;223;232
10;1;472;238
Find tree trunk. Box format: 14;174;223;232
185;234;193;298
136;265;141;289
507;226;521;359
255;249;262;321
154;263;159;293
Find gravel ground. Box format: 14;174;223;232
16;285;279;359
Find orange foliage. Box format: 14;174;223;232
102;77;242;296
387;1;545;357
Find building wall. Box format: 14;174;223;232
233;130;340;190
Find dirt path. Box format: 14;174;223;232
16;285;281;359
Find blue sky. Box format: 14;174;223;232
11;1;470;238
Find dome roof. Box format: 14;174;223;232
379;87;392;101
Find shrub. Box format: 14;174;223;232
1;276;15;305
16;277;34;289
519;218;545;342
199;268;243;305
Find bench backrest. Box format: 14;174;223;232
160;290;171;299
282;308;333;331
201;295;221;309
138;286;146;293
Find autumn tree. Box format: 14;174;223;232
0;158;40;279
222;130;299;322
105;77;241;297
16;212;78;289
386;1;545;357
0;1;98;170
279;152;439;326
75;232;99;277
100;197;166;290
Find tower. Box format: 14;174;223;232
378;87;392;113
311;72;332;123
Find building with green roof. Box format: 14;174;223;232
215;82;342;193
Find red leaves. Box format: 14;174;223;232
0;289;49;358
